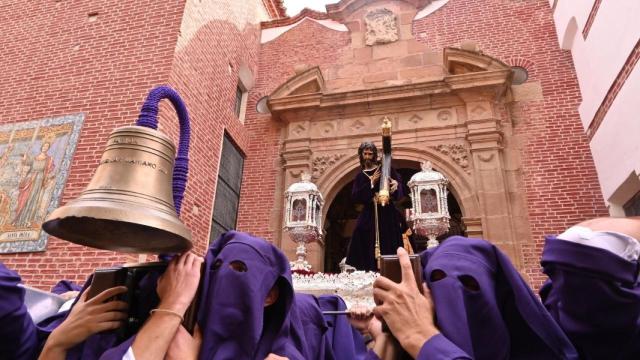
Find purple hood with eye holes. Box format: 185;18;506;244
197;231;302;360
420;236;578;360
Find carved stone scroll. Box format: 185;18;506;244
312;153;346;180
432;144;471;173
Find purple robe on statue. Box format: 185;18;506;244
318;295;368;360
198;231;305;360
0;262;38;360
415;236;578;360
540;236;640;359
346;168;406;271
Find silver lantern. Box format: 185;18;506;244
284;173;324;271
407;161;450;248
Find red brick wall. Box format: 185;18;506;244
163;17;263;255
0;0;187;289
236;20;351;241
413;0;608;288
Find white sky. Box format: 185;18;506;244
283;0;340;16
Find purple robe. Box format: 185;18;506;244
346;168;406;271
0;262;38;360
198;231;305;360
280;293;330;360
363;333;470;360
540;236;640;359
51;279;82;295
418;236;578;360
318;295;368;360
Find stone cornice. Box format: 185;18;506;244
326;0;433;22
443;47;511;73
261;8;330;29
269;69;511;122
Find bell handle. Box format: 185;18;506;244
136;86;190;215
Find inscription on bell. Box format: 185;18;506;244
100;157;168;174
110;137;138;145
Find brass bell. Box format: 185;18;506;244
43;86;192;253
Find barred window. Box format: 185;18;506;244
209;134;244;243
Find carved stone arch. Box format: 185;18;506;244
444;47;511;75
316;147;480;221
270;66;325;99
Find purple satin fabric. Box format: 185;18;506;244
318;295;368;360
0;262;38;360
540;236;640;359
278;293;330;360
422;236;578;360
197;231;302;360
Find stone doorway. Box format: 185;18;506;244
323;161;466;273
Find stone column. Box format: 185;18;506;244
464;100;520;266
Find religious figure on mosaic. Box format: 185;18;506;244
345;141;411;271
13;140;57;228
0;115;81;253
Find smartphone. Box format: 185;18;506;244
86;267;127;301
378;254;423;333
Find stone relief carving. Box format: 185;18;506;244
288;168;305;178
478;153;495;162
290;123;307;137
350;119;366;132
364;8;399;46
437;110;452;122
408;114;423;124
320;122;335;136
312;153;346;179
470;104;488;118
433;144;471;173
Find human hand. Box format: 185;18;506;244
264;354;288;360
45;286;128;351
372;332;401;360
59;290;79;301
371;168;381;183
165;325;202;360
348;305;373;334
389;179;398;194
156;252;203;314
368;315;383;340
372;247;439;358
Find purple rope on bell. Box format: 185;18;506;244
136;85;190;215
136;86;190;261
